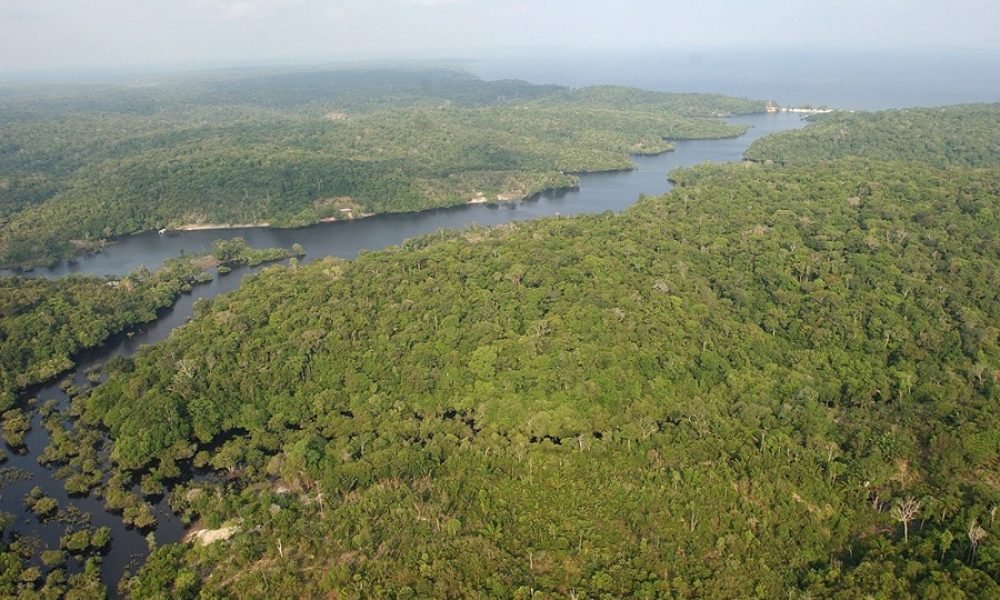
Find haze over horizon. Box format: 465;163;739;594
2;0;999;75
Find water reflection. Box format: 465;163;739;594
14;113;805;279
0;112;806;593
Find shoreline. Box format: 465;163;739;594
319;212;375;223
174;222;272;231
2;112;773;272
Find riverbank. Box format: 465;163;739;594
5;113;807;280
175;222;271;231
0;112;809;595
0;248;304;594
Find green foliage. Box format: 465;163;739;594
1;408;30;448
745;103;1000;167
59;530;92;554
211;237;303;267
23;487;58;520
0;240;294;402
39;550;65;568
4;86;996;596
58;526;111;556
0;519;107;597
0;256;206;399
120;544;198;600
83;149;997;596
0;68;763;267
89;527;111;551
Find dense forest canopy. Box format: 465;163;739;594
0;68;764;268
744;103;1000;167
0;240;300;598
1;90;997;597
0;259;206;410
0;239;298;410
40;104;992;597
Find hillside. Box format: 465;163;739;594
0;239;299;409
0;101;995;598
0;69;764;268
58;153;997;597
744;103;1000;167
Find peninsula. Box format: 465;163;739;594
0;69;764;268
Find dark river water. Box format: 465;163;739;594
26;112;804;279
0;111;806;593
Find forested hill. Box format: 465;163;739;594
0;68;764;268
0;261;207;410
744;103;1000;167
0;239;299;409
65;149;1000;597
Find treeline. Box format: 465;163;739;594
0;259;207;410
0;239;300;409
744;103;1000;167
56;152;998;597
0;240;300;599
0;68;764;267
0;496;108;599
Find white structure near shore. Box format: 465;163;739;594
766;101;836;114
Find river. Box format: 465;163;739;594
0;111;806;593
26;112;804;279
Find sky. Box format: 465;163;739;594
1;0;998;73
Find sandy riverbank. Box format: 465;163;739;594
175;222;271;231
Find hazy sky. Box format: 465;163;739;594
1;0;998;72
